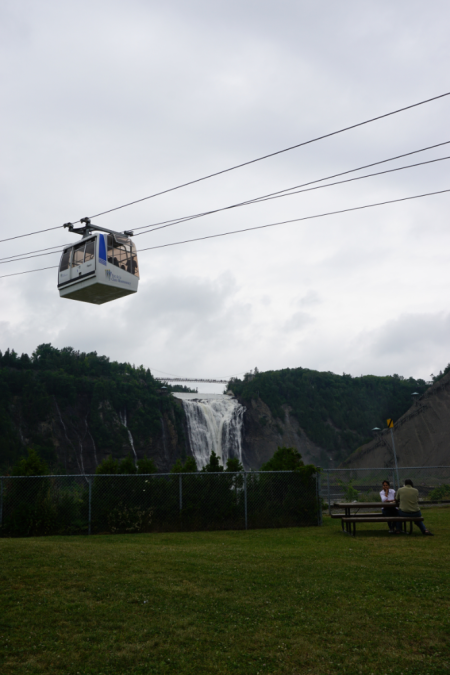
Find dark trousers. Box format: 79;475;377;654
397;509;427;534
382;506;398;530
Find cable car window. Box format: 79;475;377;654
60;249;71;272
107;235;130;271
84;239;95;262
128;242;139;277
107;235;117;267
72;243;85;267
115;244;129;271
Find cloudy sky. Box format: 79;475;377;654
1;0;450;392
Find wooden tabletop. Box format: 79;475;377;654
333;502;392;508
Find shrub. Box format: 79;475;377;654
118;455;136;474
95;456;119;474
137;457;158;474
12;448;48;476
107;504;153;533
171;457;198;473
428;484;450;501
337;479;359;502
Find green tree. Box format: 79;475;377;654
261;446;304;471
226;457;243;472
95;456;119;474
182;456;198;472
137;457;158;474
12;448;48;476
118;455;137;474
171;456;198;473
202;451;223;472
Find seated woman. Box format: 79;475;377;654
380;480;398;532
396;479;434;535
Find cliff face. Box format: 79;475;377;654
3;390;189;474
228;367;429;464
241;397;328;469
342;371;450;468
0;345;192;474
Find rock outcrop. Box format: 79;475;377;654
241;397;327;469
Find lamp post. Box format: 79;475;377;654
389;425;400;490
411;391;420;405
372;425;400;490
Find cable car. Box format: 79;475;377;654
58;219;139;304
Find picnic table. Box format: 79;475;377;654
331;502;424;536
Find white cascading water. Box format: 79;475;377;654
119;410;138;466
173;394;246;469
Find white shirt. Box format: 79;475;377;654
380;488;396;502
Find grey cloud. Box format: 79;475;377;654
2;0;450;384
370;312;450;357
284;311;315;332
297;290;321;307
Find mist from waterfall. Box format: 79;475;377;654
173;394;246;469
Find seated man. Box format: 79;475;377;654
395;479;433;535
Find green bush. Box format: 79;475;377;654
428;484;450;501
171;457;198;473
137;457;158;474
337;479;359;502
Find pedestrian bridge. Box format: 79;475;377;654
154;377;229;384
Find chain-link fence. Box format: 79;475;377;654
0;470;320;537
321;466;450;509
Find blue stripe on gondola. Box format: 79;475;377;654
98;234;107;265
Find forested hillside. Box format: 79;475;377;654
0;344;193;474
228;367;431;463
1;343;444;474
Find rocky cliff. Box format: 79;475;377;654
228;366;429;468
342;371;450;468
241;396;328;469
0;345;191;474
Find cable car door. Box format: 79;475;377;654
71;238;96;282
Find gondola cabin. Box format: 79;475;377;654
58;232;139;304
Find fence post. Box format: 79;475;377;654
0;478;3;530
327;470;331;515
88;477;92;536
179;474;183;512
244;471;248;530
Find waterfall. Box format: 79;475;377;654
119;411;138;466
174;394;246;469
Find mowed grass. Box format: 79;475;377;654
1;510;450;675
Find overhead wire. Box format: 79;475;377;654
0;265;58;279
2;186;448;279
0;225;63;245
136;187;450;253
0;243;67;264
1;90;448;245
132;149;450;238
3;147;450;266
81;90;450;222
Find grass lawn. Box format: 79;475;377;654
1;509;449;675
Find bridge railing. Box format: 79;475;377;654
154;377;229;383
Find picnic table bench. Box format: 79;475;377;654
331;502;424;536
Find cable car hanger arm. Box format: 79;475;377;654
63;217;134;239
